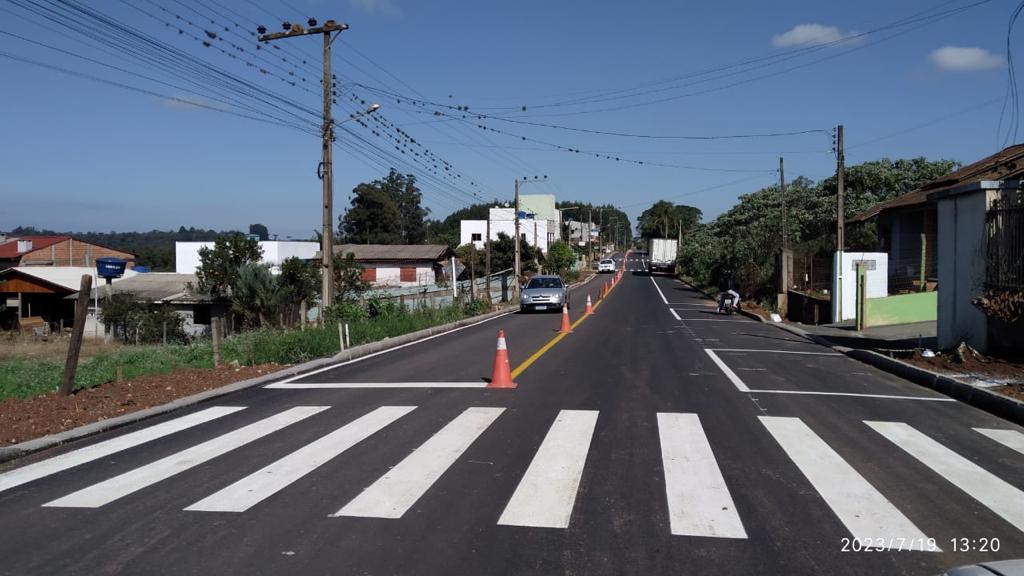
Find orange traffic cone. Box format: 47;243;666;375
585;294;593;314
488;330;516;389
602;281;609;298
558;304;573;333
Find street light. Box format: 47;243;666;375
339;102;381;125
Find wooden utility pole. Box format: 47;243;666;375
485;216;492;305
60;274;92;396
259;19;349;308
780;156;787;251
836;124;845;252
212;317;222;368
514;178;521;283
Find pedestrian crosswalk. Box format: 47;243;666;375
3;405;1022;545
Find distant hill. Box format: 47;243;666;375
5;226;244;271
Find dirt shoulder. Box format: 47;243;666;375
1;363;285;446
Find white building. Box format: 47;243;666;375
460;207;552;254
175;241;319;274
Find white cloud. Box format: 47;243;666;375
349;0;398;14
930;46;1004;71
772;24;857;48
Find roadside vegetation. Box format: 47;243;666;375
0;299;488;401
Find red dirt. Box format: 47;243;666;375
0;363;286;446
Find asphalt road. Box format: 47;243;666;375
1;252;1022;576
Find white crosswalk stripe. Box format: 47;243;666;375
761;416;938;551
333;407;504;519
974;427;1024;456
185;406;416;513
867;421;1024;533
15;404;1022;544
0;406;245;494
44;406;328;508
658;413;747;538
498;410;598;528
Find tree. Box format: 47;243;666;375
231;263;288;328
544;240;576;276
194;234;263;297
489;232;537;274
248;223;269;241
637;201;702;239
278;256;319;326
341;169;430;244
333;251;370;302
341;185;403;244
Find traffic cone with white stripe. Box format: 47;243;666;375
488;330;516;389
585;294;593;315
558;304;573;333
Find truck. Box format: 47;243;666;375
648;238;678;275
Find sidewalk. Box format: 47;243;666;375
788;320;937;352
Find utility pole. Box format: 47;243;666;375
836;124;845;252
514;178;521;283
780;156;787;251
485;214;492;305
259;19;348;308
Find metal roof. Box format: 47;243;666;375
0;266;138;292
328;244;451;261
850;144;1024;223
83;273;210;303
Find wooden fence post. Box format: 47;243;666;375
60;274;92;396
212;317;222;367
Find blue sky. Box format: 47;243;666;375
0;0;1017;239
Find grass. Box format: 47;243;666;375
0;303;481;401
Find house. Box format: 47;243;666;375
927;145;1024;353
328;244;452;287
460;207;551;254
0;266;138;332
175;240;319;274
84;273;225;337
0;234;135;271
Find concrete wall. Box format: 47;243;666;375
459;218;550;253
863;291;937;328
364;264;436;288
936;191;989;351
176;241;318;274
832;251;888;322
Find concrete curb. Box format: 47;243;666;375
0;305;517;465
771;318;1024;426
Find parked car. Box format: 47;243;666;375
520;275;570;312
597;259;616;273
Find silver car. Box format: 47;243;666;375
520;275;570;312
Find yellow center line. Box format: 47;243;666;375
509;271;626;380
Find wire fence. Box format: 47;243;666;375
791;254;832;295
986;191;1024;291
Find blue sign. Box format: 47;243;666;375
96;257;127;279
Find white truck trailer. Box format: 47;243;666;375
648;238;678;275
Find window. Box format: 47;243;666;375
471;233;482;242
361;267;376;282
400;267;416;282
526;277;563;289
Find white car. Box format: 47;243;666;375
597;259;616;273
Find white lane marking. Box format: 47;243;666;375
747;389;954;401
334;407;504;519
974;428;1024;455
658;413;747;538
867;421;1024;532
712;349;842;355
650;275;669;304
670;303;716;308
761;417;938;551
266;382;488;389
497;410;598;529
679;318;749;322
669;309;682;321
704;349;750;392
44;406;328;508
0;407;246;494
185;406;416;513
273;311;516;385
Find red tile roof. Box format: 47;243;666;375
0;236;69;259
